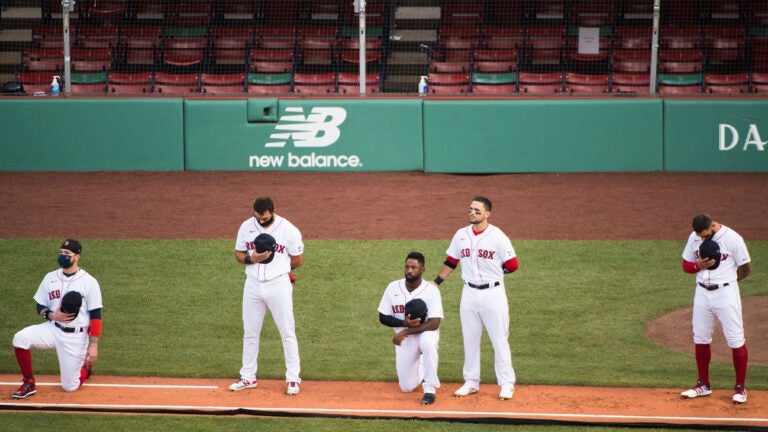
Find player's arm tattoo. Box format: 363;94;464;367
736;262;752;281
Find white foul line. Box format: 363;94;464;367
0;381;218;390
0;402;766;424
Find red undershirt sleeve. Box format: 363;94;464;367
89;318;102;337
503;257;519;273
682;260;699;274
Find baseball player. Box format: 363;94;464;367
11;239;103;399
680;213;752;404
378;252;444;405
230;197;305;395
432;196;518;400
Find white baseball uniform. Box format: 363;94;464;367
13;268;102;392
682;225;751;348
378;279;444;393
447;223;517;389
235;214;304;384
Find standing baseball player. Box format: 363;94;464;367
378;252;444;405
680;213;752;404
11;239;102;399
432;196;518;400
230;197;305;395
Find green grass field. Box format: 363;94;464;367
1;239;766;431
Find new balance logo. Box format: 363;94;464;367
266;107;347;148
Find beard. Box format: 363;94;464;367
258;216;275;227
405;274;421;283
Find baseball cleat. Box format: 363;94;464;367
228;379;257;391
286;382;300;395
12;379;36;399
499;386;514;400
680;380;712;398
421;392;436;405
732;385;747;404
453;383;479;397
81;360;93;380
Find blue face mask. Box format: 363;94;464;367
58;254;74;269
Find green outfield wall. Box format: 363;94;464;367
0;97;765;172
423;99;663;173
0;98;184;171
183;98;423;171
664;100;768;172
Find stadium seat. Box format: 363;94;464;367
250;61;293;73
161;38;208;68
76;26;119;49
338;85;379;94
337;70;380;93
565;72;609;93
246;72;291;90
211;37;250;66
611;72;651;92
518;71;563;93
612;84;651;94
473;48;518;71
658;84;704;94
120;26;162;65
299;38;336;67
84;0;128;23
107;84;152;94
614;26;652;50
428;84;470;94
201;72;246;88
340;39;382;65
258;37;297;50
481;26;524;48
471;83;517;94
32;24;65;47
247;84;292;94
338;72;379;86
247;72;292;92
293;85;336;94
704;72;749;94
154;72;199;94
428;72;470;86
108;71;153;94
471;71;517;93
471;71;517;85
430;61;470;73
248;45;295;73
71;47;113;72
293;72;336;92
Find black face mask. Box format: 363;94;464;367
58;254;74;269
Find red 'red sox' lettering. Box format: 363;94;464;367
48;290;61;301
460;248;496;259
247;242;287;254
478;249;495;259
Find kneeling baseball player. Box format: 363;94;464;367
11;239;102;399
378;252;444;405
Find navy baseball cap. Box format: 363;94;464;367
61;239;82;254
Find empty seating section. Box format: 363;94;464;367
11;1;768;95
